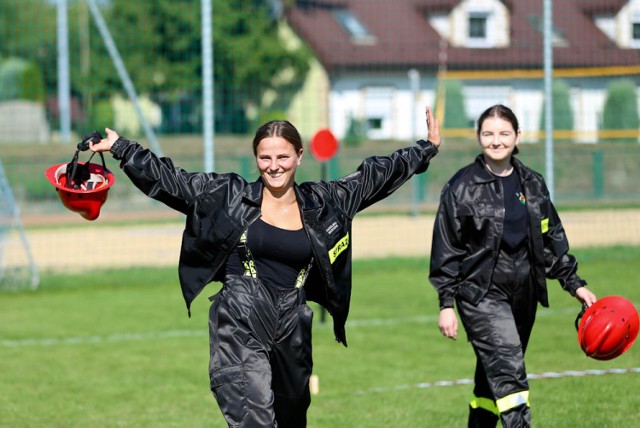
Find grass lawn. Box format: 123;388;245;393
1;247;639;427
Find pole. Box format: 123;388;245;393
56;0;71;143
408;69;420;217
543;0;555;200
320;160;328;324
202;0;215;172
85;0;163;156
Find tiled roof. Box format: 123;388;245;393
286;0;640;72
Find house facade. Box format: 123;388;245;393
284;0;640;143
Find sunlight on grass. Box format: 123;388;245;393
1;249;639;427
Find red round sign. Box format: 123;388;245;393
310;129;339;162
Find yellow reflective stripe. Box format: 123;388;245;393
295;267;308;288
469;396;499;415
541;218;549;233
239;231;257;277
328;232;349;263
242;260;257;278
496;391;530;413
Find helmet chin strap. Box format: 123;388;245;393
66;131;108;189
574;303;588;331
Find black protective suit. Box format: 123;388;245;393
429;155;587;427
111;137;438;427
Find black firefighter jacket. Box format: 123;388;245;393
111;137;439;346
430;154;586;311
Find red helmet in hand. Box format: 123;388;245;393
44;132;115;221
576;296;639;361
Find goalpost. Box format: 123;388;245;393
0;158;39;290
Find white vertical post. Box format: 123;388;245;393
543;0;555;200
57;0;71;143
85;0;163;156
202;0;215;172
409;69;420;217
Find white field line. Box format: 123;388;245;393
0;307;578;348
353;368;640;395
3;307;638;397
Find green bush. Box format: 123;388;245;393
435;79;469;129
0;57;46;102
88;99;115;133
601;78;640;143
342;114;366;147
539;79;574;142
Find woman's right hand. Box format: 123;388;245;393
438;307;458;340
425;106;441;149
90;128;120;153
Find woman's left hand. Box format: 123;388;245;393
575;286;597;307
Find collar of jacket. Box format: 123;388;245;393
241;177;324;212
472;154;532;184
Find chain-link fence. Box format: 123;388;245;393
1;0;640;276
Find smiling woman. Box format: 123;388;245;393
87;107;441;427
429;104;597;428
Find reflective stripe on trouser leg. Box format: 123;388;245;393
470;391;530;415
208;275;313;427
470;396;499;415
468;395;500;428
469;392;530;428
496;390;530;413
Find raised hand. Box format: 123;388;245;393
425;106;441;149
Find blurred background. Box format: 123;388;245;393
1;0;640;290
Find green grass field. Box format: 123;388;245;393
2;247;639;427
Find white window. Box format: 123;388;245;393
632;12;640;48
334;10;376;44
469;13;488;40
364;87;393;140
466;10;492;48
527;16;568;48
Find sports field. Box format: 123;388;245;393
1;247;639;427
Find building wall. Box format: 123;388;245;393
328;73;438;141
323;73;640;143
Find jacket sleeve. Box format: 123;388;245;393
542;197;587;295
110;137;213;214
328;139;438;217
429;184;465;309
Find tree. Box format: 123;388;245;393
601;78;640;143
85;0;309;133
539;79;574;142
435;79;469;130
0;0;57;95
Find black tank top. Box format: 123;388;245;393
499;171;528;250
224;218;313;288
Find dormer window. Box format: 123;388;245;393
334;9;376;44
527;15;568;48
466;10;492;48
632;12;640;48
469;13;488;40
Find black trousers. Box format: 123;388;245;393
457;246;537;428
208;275;314;427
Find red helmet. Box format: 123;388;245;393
44;132;115;221
576;296;639;361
